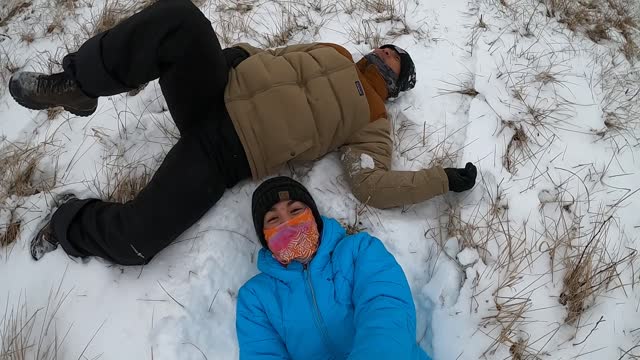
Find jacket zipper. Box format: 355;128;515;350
303;265;336;358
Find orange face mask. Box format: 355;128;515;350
264;208;320;265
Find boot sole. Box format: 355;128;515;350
9;80;97;117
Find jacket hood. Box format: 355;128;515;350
257;216;345;283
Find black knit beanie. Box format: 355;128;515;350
380;44;417;93
252;176;323;248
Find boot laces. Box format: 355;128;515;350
36;73;76;96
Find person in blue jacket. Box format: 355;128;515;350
236;176;431;359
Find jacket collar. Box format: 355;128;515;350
257;217;345;283
356;58;389;100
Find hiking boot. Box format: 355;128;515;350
30;193;78;261
9;72;97;117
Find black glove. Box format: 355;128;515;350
222;46;250;68
444;162;477;192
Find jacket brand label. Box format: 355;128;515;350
355;81;364;96
278;191;290;201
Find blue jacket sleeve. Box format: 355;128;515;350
236;284;290;360
348;233;425;360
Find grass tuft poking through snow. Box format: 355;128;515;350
0;144;54;202
0;0;32;28
0;274;74;360
0;209;21;248
91;163;153;204
559;213;637;325
544;0;640;61
0;0;639;359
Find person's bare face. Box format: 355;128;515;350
373;47;401;76
263;200;309;230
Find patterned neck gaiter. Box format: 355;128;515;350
363;53;400;98
264;208;320;265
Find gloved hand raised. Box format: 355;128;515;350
444;162;477;192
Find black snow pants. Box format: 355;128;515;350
52;0;251;265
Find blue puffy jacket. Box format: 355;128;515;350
236;217;431;360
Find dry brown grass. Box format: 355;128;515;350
538;190;579;280
0;299;33;360
0;45;22;96
46;19;62;35
347;19;388;49
19;30;35;44
363;0;396;14
509;338;528;360
481;299;533;357
216;0;255;14
71;0;155;50
1;276;74;360
427;141;461;168
467;14;489;52
474;218;543;358
394;115;430;161
44;0;78;35
437;73;480;98
492;55;574;168
109;171;151;203
6;157;37;197
258;9;305;48
344;202;368;235
440;175;560;357
108;168;151;204
502;122;529;175
94;164;153;204
367;0;402;23
264;15;299;48
363;0;425;41
46;107;64;120
0;0;32;28
558;213;636;325
545;0;640;61
0;49;20;75
212;8;256;46
442;179;511;265
585;23;610;43
0;210;21;248
347;0;424;46
29;48;65;75
491;54;569;174
90;0;136;36
621;38;639;61
55;0;78;10
394;112;470;168
0;144;54;202
478;225;550;358
592;62;640;149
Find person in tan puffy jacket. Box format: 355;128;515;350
8;0;477;265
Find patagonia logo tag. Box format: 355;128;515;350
355;80;364;96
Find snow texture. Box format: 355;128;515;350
0;0;639;359
359;153;375;170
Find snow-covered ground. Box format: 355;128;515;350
1;0;639;359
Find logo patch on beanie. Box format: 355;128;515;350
355;80;364;96
278;191;290;201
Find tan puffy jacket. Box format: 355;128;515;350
224;43;449;209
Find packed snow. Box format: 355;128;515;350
359;153;375;170
1;0;639;359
